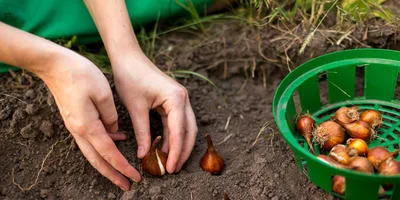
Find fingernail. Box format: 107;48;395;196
138;146;144;157
130;177;140;183
122;185;130;191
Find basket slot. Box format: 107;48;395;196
298;75;321;113
364;64;398;101
392;184;400;200
306;158;332;192
345;177;380;200
285;96;297;133
327;65;356;103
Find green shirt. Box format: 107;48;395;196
0;0;214;72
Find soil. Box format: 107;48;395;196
1;3;400;200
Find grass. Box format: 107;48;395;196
56;0;398;88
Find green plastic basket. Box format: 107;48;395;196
273;49;400;200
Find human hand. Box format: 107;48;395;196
111;50;198;173
39;49;141;191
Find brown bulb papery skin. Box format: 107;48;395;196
200;134;224;175
360;109;382;129
342;120;373;141
329;144;350;165
313;120;345;150
142;136;168;176
332;175;346;195
334;106;359;124
317;155;349;169
346;138;368;156
368;147;391;169
348;157;374;173
331;175;385;196
378;158;400;189
296;115;315;154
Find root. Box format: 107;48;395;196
11;135;71;192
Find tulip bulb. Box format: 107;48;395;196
368;147;399;169
142;136;167;176
200;134;224;175
334;106;359;124
296;114;315;154
329;144;350;165
341;120;374;141
332;175;385;196
347;138;369;156
360;109;382;129
313;120;345;150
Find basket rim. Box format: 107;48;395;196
272;48;400;180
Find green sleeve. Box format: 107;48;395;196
0;0;214;72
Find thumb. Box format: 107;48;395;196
129;106;151;158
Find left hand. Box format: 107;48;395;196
112;50;198;173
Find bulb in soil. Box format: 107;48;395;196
334;106;359;124
200;133;224;175
313;120;345;150
296;114;316;154
142;136;167;176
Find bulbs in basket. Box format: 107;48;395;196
334;106;360;124
329;144;351;165
347;138;369;156
313;120;345;150
360;109;382;129
368;147;399;169
296;114;316;154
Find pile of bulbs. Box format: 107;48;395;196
296;106;400;196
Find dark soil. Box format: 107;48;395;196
1;4;400;200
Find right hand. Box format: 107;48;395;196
39;48;141;191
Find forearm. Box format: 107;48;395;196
83;0;142;63
0;22;65;77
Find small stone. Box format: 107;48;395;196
149;186;161;196
39;120;53;138
12;109;26;121
40;189;48;198
24;89;35;99
0;105;12;120
0;187;6;196
25;104;39;115
90;179;97;186
20;123;38;139
271;196;279;200
120;190;138;200
268;192;274;198
107;192;116;199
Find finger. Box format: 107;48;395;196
160;115;170;153
73;135;131;191
176;100;198;171
108;132;127;141
86;120;141;182
92;92;119;133
166;104;186;173
128;105;151;158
